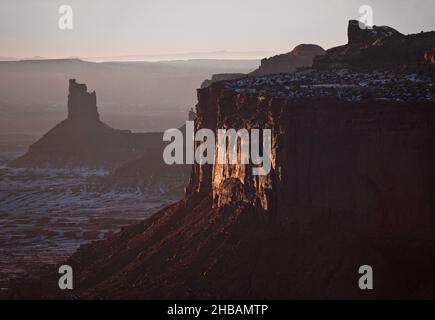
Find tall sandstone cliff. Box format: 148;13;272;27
189;76;435;233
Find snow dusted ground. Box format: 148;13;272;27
227;69;435;101
0;166;178;291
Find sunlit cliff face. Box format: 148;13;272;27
187;66;435;233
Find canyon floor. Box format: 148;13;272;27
0;165;178;295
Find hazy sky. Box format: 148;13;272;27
1;0;434;59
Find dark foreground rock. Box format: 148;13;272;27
12;193;435;299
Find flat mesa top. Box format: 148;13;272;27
225;69;435;102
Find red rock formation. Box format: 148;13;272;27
11;80;161;169
188;71;435;233
200;44;325;88
314;20;435;70
10;79;190;194
67;79;99;121
347;20;402;46
250;44;325;76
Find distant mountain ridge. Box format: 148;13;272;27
85;50;275;62
1;51;274;62
0;57;18;61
